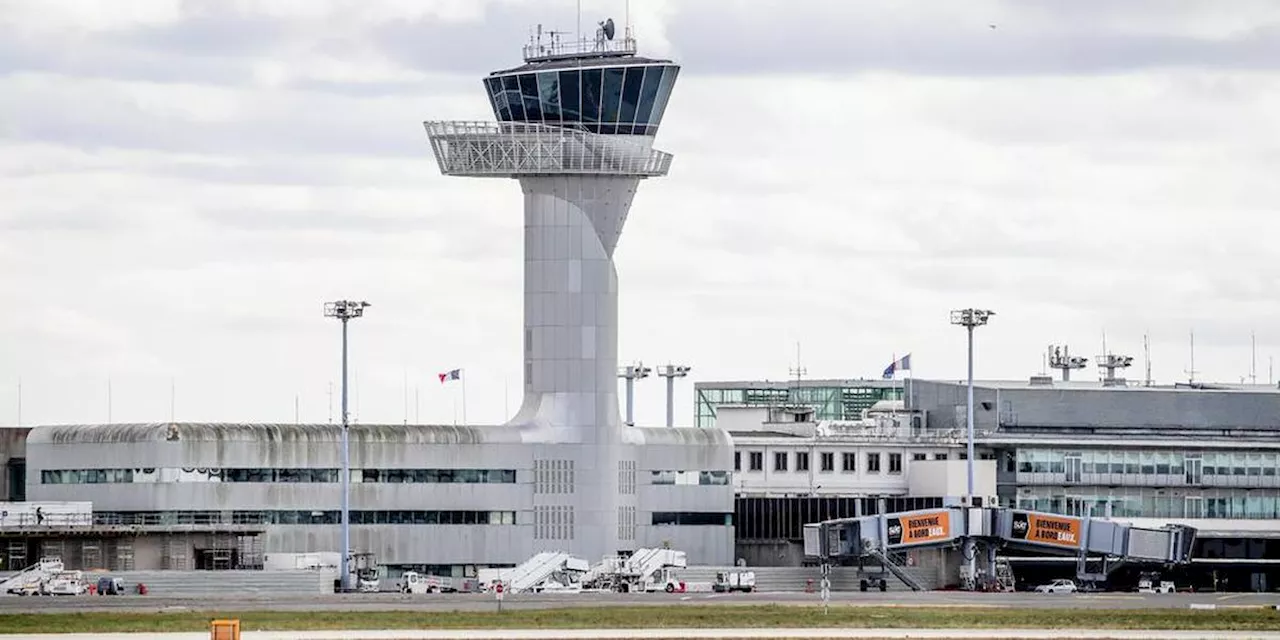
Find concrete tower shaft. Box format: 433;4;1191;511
423;46;681;562
509;175;638;443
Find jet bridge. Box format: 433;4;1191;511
803;507;1196;588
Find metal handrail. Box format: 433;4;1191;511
423;120;673;178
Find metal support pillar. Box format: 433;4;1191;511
664;374;674;427
625;376;636;426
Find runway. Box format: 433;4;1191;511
1;590;1278;613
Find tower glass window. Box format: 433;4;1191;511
485;63;679;135
537;72;560;122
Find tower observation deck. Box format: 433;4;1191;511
422;21;706;563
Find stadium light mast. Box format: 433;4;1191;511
656;364;692;427
324;299;371;593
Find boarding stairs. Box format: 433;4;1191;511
502;551;589;594
0;557;64;595
866;549;924;591
623;548;687;581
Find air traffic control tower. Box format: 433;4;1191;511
424;21;733;564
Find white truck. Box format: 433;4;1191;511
399;572;452;594
43;571;88;596
1137;574;1176;594
712;570;756;593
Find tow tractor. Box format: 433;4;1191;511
351;553;380;593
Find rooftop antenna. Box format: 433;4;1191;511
1184;330;1198;384
1251;331;1258;385
788;342;807;406
1143;332;1152;387
1048;344;1088;382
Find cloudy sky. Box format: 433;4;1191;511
2;0;1279;427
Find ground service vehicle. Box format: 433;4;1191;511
1137;573;1175;594
713;570;756;593
399;572;451;594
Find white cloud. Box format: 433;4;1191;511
1;0;1278;429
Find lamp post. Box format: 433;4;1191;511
324;299;371;593
950;307;994;590
656;364;691;427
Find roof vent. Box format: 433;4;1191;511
1029;375;1054;386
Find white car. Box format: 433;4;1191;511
1034;579;1078;594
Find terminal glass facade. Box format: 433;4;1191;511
1011;447;1280;520
92;510;518;526
696;383;901;429
485;64;679;135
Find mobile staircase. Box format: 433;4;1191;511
865;549;924;591
583;547;688;593
499;551;590;594
0;557;65;596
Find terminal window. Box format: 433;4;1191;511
889;453;902;474
867;453;882;473
841;453;856;473
774;452;788;472
820;452;835;472
796;452;810;472
748;452;763;472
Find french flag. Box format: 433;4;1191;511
882;354;911;379
438;369;462;384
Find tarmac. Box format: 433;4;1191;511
6;630;1280;640
1;590;1279;613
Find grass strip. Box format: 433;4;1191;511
0;605;1278;634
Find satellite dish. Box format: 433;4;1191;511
603;18;616;40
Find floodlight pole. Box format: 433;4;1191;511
950;307;994;590
657;364;692;428
618;363;651;426
325;300;370;593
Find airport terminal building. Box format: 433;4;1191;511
699;373;1280;590
0;28;737;579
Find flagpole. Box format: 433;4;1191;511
906;354;913;412
461;370;468;425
